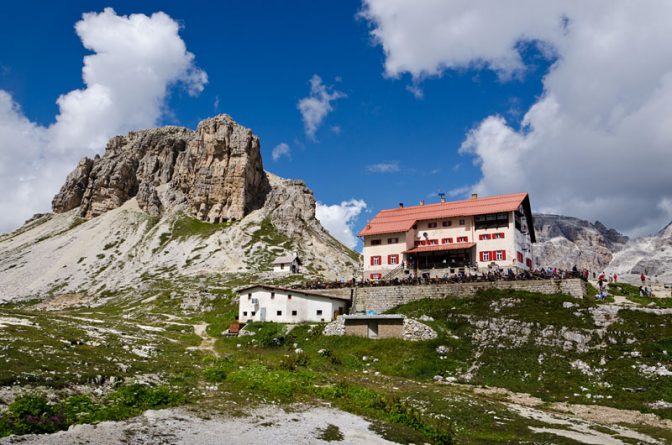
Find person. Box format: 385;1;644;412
639;286;644;297
614;273;618;282
641;273;646;285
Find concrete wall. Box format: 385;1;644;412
309;278;586;314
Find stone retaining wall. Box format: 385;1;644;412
310;279;586;314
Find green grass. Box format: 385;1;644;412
157;214;234;247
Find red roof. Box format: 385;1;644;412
403;242;475;254
358;192;530;237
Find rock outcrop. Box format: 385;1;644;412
51;115;269;222
533;214;628;271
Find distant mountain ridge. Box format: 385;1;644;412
533;213;672;283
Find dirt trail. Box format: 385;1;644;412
189;323;219;357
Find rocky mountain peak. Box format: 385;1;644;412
52;114;269;222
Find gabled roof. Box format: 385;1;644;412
235;284;351;302
358;192;535;242
272;253;301;265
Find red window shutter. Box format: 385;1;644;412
502;250;507;260
370;256;374;266
479;252;484;261
490;251;496;259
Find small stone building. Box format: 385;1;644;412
273;253;302;274
342;314;405;339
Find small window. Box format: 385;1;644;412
428;222;438;228
459;219;465;225
496;250;504;261
441;238;453;244
387;237;399;244
442;221;452;227
482;251;490;262
388;254;399;265
248;293;252;300
371;256;382;266
429;239;438;245
316;310;323;316
292;310;297;316
371;239;382;246
526;258;533;268
457;236;468;243
243;311;248;316
251;311;256;316
370;273;382;280
288;294;292;300
517;252;524;263
479;234;492;240
277;310;282;316
414;241;421;246
271;292;275;299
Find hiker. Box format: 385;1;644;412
641;273;646;285
613;273;618;282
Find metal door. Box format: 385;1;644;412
259;307;266;322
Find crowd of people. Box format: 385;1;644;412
297;266;586;290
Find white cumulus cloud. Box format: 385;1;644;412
316;199;367;249
271;142;291;161
297;75;346;140
367;162;400;173
0;8;207;233
362;0;672;235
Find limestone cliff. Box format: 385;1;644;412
51;115;269;222
533;214;628;271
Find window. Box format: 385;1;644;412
251;311;256;316
288;295;292;300
292;310;297;316
459;219;465;225
277;310;282;316
429;239;438;245
271;292;275;299
479;234;492;240
526;258;533;268
387;237;399;244
370;273;382;280
414;241;421;247
317;310;323;316
442;221;452;227
457;236;468;243
517;252;524;263
496;250;505;261
243;311;248;316
475;213;509;230
371;239;381;246
371;256;381;266
441;238;453;244
420;240;427;246
280;264;284;270
480;251;490;262
248;294;252;300
428;222;438;228
388;254;399;265
494;232;505;239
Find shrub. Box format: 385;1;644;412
3;394;66;435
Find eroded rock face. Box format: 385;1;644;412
171;115;269;222
533;214;628;271
52;157;94;213
51;115;269;221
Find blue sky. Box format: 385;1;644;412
2;1;671;245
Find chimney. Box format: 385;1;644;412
419;200;425;206
399;202;404;208
439;193;446;203
470;193;478;200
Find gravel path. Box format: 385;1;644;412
0;405;392;445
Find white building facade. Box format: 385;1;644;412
358;193;536;280
237;285;348;323
272;253;302;274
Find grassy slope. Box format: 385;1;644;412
1;282;672;443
